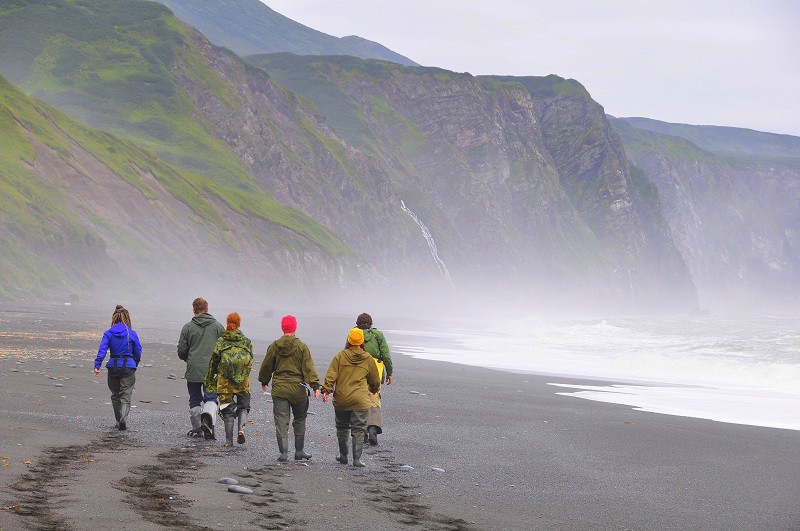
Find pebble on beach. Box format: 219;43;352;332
432;467;445;473
227;485;253;494
218;477;239;485
399;465;415;471
160;401;169;404
409;391;420;395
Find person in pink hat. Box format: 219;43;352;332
258;315;321;462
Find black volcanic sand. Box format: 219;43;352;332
0;305;798;530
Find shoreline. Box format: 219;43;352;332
1;307;799;529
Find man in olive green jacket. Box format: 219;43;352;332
177;297;225;439
258;315;321;462
356;313;393;445
321;328;381;467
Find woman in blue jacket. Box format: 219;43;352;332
94;305;142;430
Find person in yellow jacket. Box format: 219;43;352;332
321;328;381;467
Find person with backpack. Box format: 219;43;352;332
204;312;253;447
258;315;321;462
355;313;393;445
93;305;142;431
320;327;381;467
177;297;225;439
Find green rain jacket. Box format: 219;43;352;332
321;346;381;410
204;328;253;395
362;327;392;377
258;335;320;404
177;312;225;383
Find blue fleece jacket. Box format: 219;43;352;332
95;323;142;370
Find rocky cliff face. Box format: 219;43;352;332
252;56;697;308
0;0;702;310
612;119;800;309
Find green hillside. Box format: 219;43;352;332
0;71;349;297
617;116;800;160
0;0;349;256
153;0;418;66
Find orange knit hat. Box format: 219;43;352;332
347;327;364;346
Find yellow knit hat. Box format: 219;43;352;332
347;327;364;346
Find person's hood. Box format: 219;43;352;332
342;346;370;364
221;328;245;343
191;312;217;327
110;323;131;337
275;335;300;357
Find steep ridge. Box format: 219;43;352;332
617;117;800;160
611;118;800;309
0;0;699;309
0;73;360;301
489;75;696;309
152;0;419;65
249;55;697;308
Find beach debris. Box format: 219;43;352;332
11;369;18;372
399;465;414;471
23;461;32;465
228;485;253;495
54;383;63;387
218;477;239;485
174;395;180;398
160;401;169;404
409;391;420;395
167;374;177;380
140;400;151;403
431;467;445;473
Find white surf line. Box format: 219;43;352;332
400;200;453;285
548;382;800;431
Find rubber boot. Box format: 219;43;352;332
237;410;248;445
113;403;121;429
335;436;348;464
352;440;365;467
201;401;218;440
367;425;379;446
294;435;312;460
118;403;129;431
188;406;202;437
277;437;289;462
223;416;235;447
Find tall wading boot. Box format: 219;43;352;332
352;440;365;467
201;401;219;440
237;410;248;445
277;437;289;462
118;403;130;431
335;436;349;464
294;435;312;461
112;403;121;429
188;406;203;437
223;416;235;447
367;425;379;446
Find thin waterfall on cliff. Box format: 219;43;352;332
400;200;453;285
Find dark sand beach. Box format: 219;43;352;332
0;305;798;530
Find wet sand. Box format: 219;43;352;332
0;304;798;530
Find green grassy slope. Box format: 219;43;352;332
153;0;418;65
0;71;349;297
617;116;800;160
0;0;349;256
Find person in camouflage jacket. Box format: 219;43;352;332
204;312;252;447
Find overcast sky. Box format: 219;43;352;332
263;0;800;136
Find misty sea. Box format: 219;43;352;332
389;315;800;431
